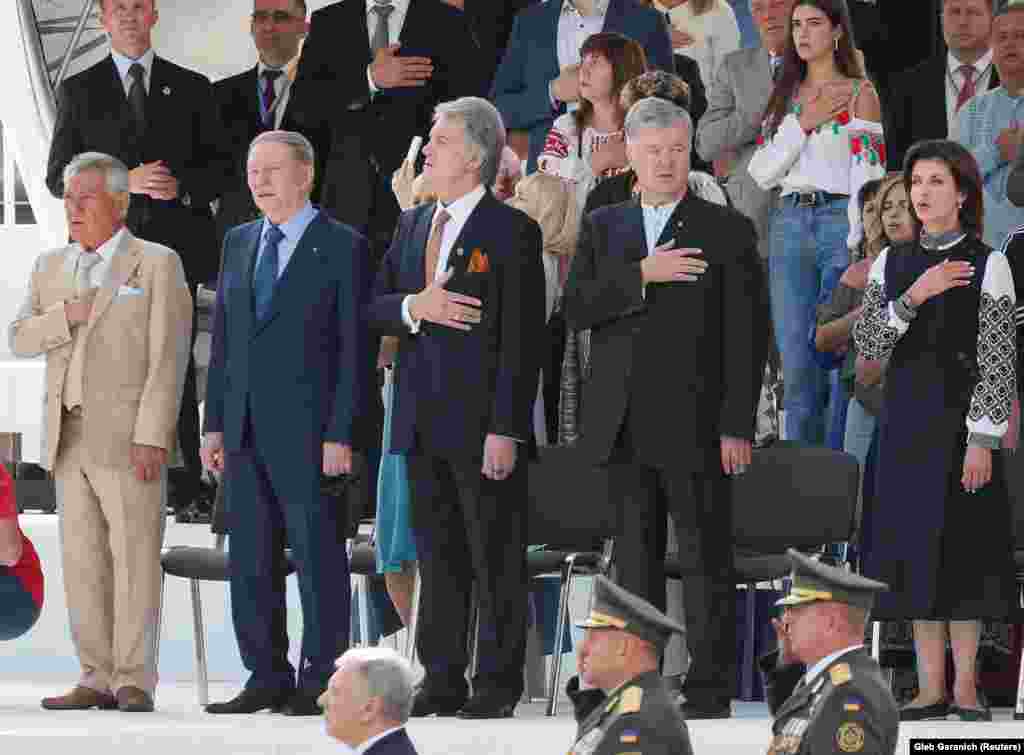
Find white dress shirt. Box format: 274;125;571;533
802;644;864;688
256;202;319;279
367;0;411;94
111;47;156;97
655;0;741;86
642;198;682;254
76;227;124;289
257;61;293;129
552;0;609;111
946;50;994;137
355;726;405;755
402;184;487;332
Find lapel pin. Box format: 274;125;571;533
162;86;171;96
676;220;683;227
456;247;464;257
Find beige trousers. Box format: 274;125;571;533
54;414;166;695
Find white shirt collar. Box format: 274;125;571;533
435;184;487;226
354;726;405;755
803;644;863;687
80;226;127;261
641;196;683;214
948;49;993;77
563;0;610;16
111;47;155;82
257;60;290;78
366;0;408;16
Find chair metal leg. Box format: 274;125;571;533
190;578;208;707
741;583;757;702
468;581;480;679
546;555;576;717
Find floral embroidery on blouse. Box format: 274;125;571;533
850;129;886;167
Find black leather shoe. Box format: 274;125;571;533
280;691;323;717
205;687;293;714
679;699;732;720
456;691;517;719
410;688;468;717
899;701;950;721
949;705;992;722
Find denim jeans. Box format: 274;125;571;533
769;194;851;445
843;396;877;470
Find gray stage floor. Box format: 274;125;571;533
1;680;1023;753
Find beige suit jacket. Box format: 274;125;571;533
8;230;193;471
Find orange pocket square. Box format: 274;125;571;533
467;248;490;274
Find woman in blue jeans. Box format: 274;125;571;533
748;0;884;444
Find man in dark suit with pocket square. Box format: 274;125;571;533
46;0;228;518
201;130;369;716
564;97;768;720
368;97;546;719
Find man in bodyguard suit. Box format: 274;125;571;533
564;97;768;720
287;0;481;265
565;577;693;755
885;0;999;171
10;152;193;713
213;0;310;253
201;131;369;716
760;550;898;754
696;0;795;260
490;0;674;173
46;0;226;517
368;97;546;718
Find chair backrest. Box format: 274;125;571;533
526;445;619;547
1002;449;1024;550
731;442;859;552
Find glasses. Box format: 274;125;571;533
252;10;299;24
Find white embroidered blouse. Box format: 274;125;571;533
747;86;886;250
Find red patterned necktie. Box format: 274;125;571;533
955;64;976;113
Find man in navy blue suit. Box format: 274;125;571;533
490;0;674;172
368;97;546;719
201;130;369;716
321;647;419;755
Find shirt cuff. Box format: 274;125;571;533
967;432;1001;450
367;65;379;95
401;295;421;333
494;434;524;443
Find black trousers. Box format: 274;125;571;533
612;428;737;703
407;447;528;698
169;309;201;507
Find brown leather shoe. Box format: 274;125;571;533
115;686;154;713
41;686;118;710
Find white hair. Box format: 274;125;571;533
434;97;507;186
336;647;416;723
248;129;316;166
624;97;693;143
62;152;130;196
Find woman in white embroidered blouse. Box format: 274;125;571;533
853;140;1018;723
536;32;648;213
643;0;741;87
747;0;884;446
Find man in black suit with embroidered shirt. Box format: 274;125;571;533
564;97;768;720
45;0;226;518
367;96;546;719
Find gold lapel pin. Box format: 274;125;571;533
162;86;171;96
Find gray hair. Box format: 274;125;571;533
62;152;130;197
624;97;693;143
434;97;507;187
248;130;316;166
337;647;415;723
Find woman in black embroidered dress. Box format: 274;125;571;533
854;140;1018;723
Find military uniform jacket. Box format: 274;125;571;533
760;648;898;755
564;672;693;755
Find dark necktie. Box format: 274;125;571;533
372;1;395;55
127;62;147;137
254;224;285;320
261;69;284;129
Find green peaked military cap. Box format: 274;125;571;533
776;548;889;611
576;575;686;649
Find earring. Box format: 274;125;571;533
958;198;965;211
834;37;839;52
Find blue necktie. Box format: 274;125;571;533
254;224;285;320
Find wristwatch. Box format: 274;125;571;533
894;292;917;322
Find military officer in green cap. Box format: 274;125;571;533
564;575;693;755
760;549;898;755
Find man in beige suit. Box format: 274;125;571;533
8;152;192;713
